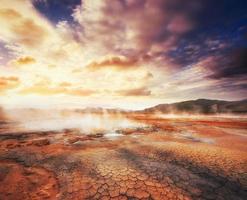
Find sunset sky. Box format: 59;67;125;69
0;0;246;109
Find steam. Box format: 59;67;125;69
152;112;247;119
3;108;146;134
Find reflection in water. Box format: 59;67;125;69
21;114;144;134
3;109;146;135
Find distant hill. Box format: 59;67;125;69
141;99;247;114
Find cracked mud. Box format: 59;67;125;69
0;114;246;200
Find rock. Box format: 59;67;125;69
29;138;50;146
67;137;80;144
89;133;104;138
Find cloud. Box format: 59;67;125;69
0;8;21;18
12;19;47;48
167;14;194;34
17;76;95;97
0;0;246;107
207;48;247;79
13;56;36;65
0;76;20;93
67;89;95;96
20;84;95;97
59;82;72;87
0;7;49;48
0;0;70;67
0;76;19;82
116;87;151;96
72;0;200;58
86;56;138;71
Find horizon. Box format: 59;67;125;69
1;97;246;111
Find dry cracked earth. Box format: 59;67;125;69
0;113;247;200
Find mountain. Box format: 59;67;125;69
141;99;247;114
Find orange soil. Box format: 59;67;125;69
0;115;246;200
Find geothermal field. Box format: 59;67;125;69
1;0;247;199
0;109;246;200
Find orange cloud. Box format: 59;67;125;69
0;76;19;82
11;18;48;48
0;8;21;19
67;89;95;96
86;56;138;71
20;86;65;95
0;8;48;48
0;76;20;93
59;82;72;87
117;87;151;96
14;56;36;65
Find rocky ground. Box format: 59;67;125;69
0;114;246;200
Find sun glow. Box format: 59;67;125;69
0;0;246;110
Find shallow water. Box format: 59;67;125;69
4;110;147;135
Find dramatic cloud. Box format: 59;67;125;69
0;0;246;109
207;48;247;79
72;0;200;58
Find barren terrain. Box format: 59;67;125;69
0;111;246;200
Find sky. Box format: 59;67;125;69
0;0;246;110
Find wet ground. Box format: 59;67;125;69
0;113;247;200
